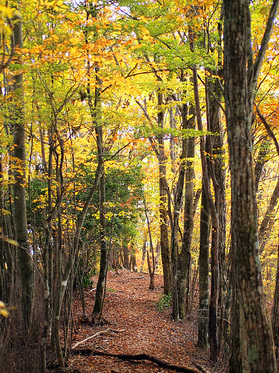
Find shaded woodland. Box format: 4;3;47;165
0;1;279;372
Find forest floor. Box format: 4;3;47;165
62;270;228;373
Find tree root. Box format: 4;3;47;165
71;348;207;372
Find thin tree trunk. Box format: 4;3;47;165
122;242;130;269
177;102;195;319
92;124;107;319
170;96;188;320
193;66;219;361
135;91;172;294
158;92;172;294
155;241;161;272
255;140;270;193
206;68;227;355
49;118;67;367
259;175;279;251
145;203;155;290
12;12;34;330
272;233;279;361
140;238;147;273
197;183;210;348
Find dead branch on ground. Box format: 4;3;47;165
71;348;207;373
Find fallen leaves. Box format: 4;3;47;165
67;270;226;373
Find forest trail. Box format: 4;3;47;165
65;270;227;373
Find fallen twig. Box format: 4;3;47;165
72;328;125;349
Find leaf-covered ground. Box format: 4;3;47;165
66;270;227;373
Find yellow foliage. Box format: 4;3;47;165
0;6;13;19
0;301;9;317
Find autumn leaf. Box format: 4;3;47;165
0;301;9;317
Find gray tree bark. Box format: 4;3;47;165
224;0;278;371
12;12;34;330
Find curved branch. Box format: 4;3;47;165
259;176;279;251
255;104;279;157
252;0;279;88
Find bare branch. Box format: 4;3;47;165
252;0;279;89
255;103;279;157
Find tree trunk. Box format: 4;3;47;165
259;175;279;252
140;238;147;273
197;183;210;348
254;140;270;193
206;68;227;355
159;171;172;294
193;66;219;361
91;74;107;320
122;242;130;269
155;241;161;272
272;235;279;360
83;5;108;319
145;203;155;290
136;91;172;293
12;13;34;329
0;154;16;308
171;101;188;320
229;241;242;373
158;92;172;294
224;1;278;370
92;131;107;318
177;103;195;319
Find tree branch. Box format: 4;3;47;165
72;328;125;349
252;0;279;88
255;104;279;157
71;349;205;373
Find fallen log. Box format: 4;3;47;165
71;348;207;373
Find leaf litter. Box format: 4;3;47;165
66;270;227;373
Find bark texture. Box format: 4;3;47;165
12;13;34;329
177;103;195;318
224;1;278;371
197;183;210;348
272;238;279;360
158;92;172;294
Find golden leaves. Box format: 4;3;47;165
0;6;13;20
0;301;9;317
0;6;15;42
39;0;68;12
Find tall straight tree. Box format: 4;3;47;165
11;12;34;329
224;0;279;371
84;2;107;321
157;92;172;295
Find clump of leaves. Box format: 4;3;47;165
82;273;94;289
157;292;172;312
0;301;9;317
107;288;117;293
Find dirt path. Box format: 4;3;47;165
68;270;226;373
